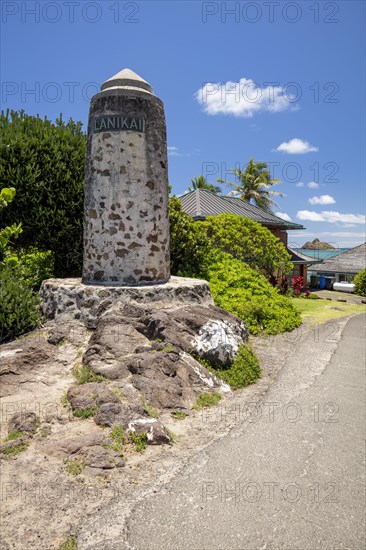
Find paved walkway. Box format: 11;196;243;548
126;314;366;549
313;289;366;304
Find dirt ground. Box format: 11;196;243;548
0;315;352;550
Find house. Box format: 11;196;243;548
178;189;318;280
309;243;366;283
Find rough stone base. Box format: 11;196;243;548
39;276;213;328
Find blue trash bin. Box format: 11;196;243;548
319;276;326;290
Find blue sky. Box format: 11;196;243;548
1;0;365;247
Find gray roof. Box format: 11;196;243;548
178;189;304;230
288;248;322;265
310;243;366;274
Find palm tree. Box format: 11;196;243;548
218;157;284;212
187;175;221;195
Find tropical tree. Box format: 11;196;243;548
187;175;221;195
218;157;284;212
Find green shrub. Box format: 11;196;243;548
169;196;211;277
354;269;366;297
0;264;42;342
210;344;260;389
0;110;86;277
207;253;302;335
3;248;54;289
199;213;293;278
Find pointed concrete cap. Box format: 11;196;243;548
101;68;153;94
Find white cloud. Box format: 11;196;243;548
308;195;336;205
307;181;319;189
296;210;366;224
275;138;318;154
195;78;298;118
167;146;190;158
296;182;304;187
275;212;292;222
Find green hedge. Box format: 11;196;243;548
0;110;86;277
0;264;42;343
207;253;302;335
354;269;366;297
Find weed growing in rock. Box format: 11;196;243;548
2;443;28;457
109;425;126;453
164;428;177;444
129;432;148;453
64;458;84;476
171;411;188;420
72;407;98;419
194;392;222;410
72;363;106;384
6;430;24;441
161;346;177;353
58;535;77;550
141;397;159;418
109;425;148;454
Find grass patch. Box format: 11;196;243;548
192;344;261;390
72;363;106;385
64;458;84;476
109;425;148;453
130;432;148;453
6;430;24;441
2;443;28;457
72;407;97;419
111;387;125;401
164;428;177;444
58;535;77;550
161;346;177;353
141;398;159;419
171;411;188;420
194;392;222;410
292;298;366;325
109;425;126;453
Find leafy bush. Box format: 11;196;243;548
169;196;211;277
199;213;293;278
3;248;54;289
0;263;42;342
0;110;86;277
0;187;22;261
210;344;260;389
354;269;366;297
207;253;302;335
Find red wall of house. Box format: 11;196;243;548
269;227;288;247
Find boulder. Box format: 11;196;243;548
125;350;230;411
94;402;145;427
77;445;125;469
126;418;171;445
0;339;56;397
8;412;38;434
83;315;151;379
66;383;119;412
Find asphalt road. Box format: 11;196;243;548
126;314;366;550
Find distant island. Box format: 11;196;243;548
301;238;335;250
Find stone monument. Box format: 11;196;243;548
40;68;213;326
83;68;170;285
